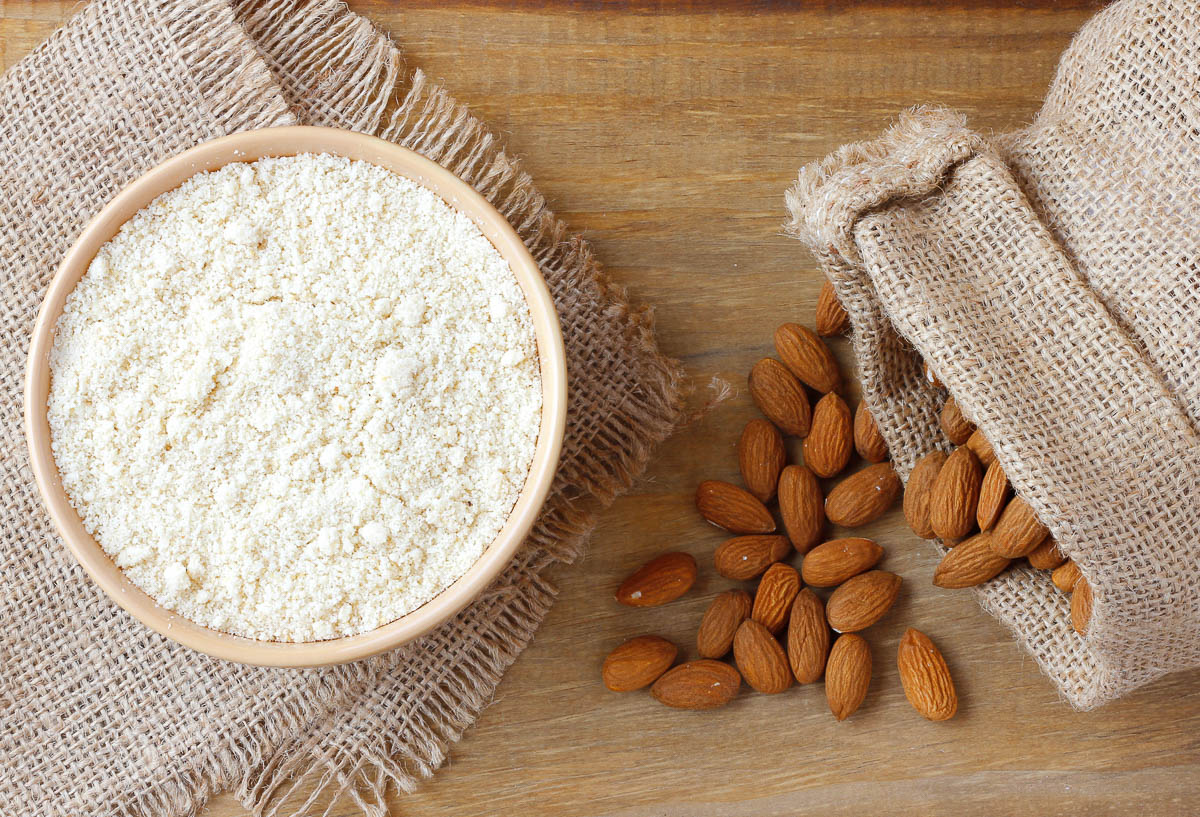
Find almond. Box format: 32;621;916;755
1027;536;1066;571
696;590;753;659
615;552;698;607
929;446;982;540
825;633;871;721
939;396;975;445
801;537;884;587
713;535;792;581
1071;576;1093;636
825;463;901;528
733;619;793;694
787;588;830;683
922;360;944;390
1052;559;1081;593
778;464;825;554
991;495;1049;558
748;358;812;437
651;660;741;710
903;451;946;539
696;480;775;534
853;401;889;463
976;460;1009;531
825;570;902;632
897;628;957;721
602;635;677;691
816;280;849;337
804;392;853;478
738;419;787;503
932;531;1011;588
751;562;802;634
965;428;996;467
774;322;840;393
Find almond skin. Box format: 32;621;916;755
749;358;812;437
932;531;1011;589
923;360;944;390
751;562;802;634
976;460;1010;531
713;535;792;581
615;552;698;607
733;619;793;694
778;464;825;554
697;590;753;659
1072;576;1093;636
825;463;901;528
904;451;947;539
825;633;871;721
1052;559;1081;593
738;419;787;503
801;537;884;587
696;480;776;534
991;495;1049;558
651;660;741;710
788;588;830;683
929;446;982;540
804;392;853;478
816;280;849;337
1027;536;1066;571
939;396;975;445
602;635;678;691
774;322;840;393
965;429;996;467
826;570;902;632
853;402;889;463
897;628;957;721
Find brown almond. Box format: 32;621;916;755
1052;559;1081;593
787;588;830;683
615;552;698;607
738;418;787;503
816;280;849;337
929;446;983;540
774;323;840;393
897;628;957;721
1027;536;1066;571
1072;576;1093;636
853;401;889;463
748;358;812;437
939;396;976;445
804;393;853;478
825;633;871;721
801;537;884;587
751;562;802;634
651;660;741;710
602;635;678;692
991;496;1049;558
733;619;793;694
778;464;824;554
713;535;792;581
932;531;1012;589
976;460;1010;531
696;480;775;534
965;429;996;467
826;463;901;528
825;570;902;632
904;451;947;539
696;590;753;659
922;360;944;390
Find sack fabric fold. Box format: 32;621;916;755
0;1;684;815
786;0;1200;709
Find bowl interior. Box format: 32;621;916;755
24;126;566;667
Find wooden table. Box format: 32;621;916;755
7;2;1200;815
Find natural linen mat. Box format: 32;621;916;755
0;1;683;815
787;0;1200;710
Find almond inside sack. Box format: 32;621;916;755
785;0;1200;710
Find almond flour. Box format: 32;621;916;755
47;153;541;642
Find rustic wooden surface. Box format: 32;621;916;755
7;2;1200;816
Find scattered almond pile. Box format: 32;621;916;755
602;283;957;722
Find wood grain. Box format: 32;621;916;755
11;3;1200;817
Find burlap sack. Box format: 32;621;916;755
787;0;1200;710
0;1;683;815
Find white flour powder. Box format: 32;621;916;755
47;154;541;642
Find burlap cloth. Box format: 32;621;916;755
787;0;1200;710
0;1;683;814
